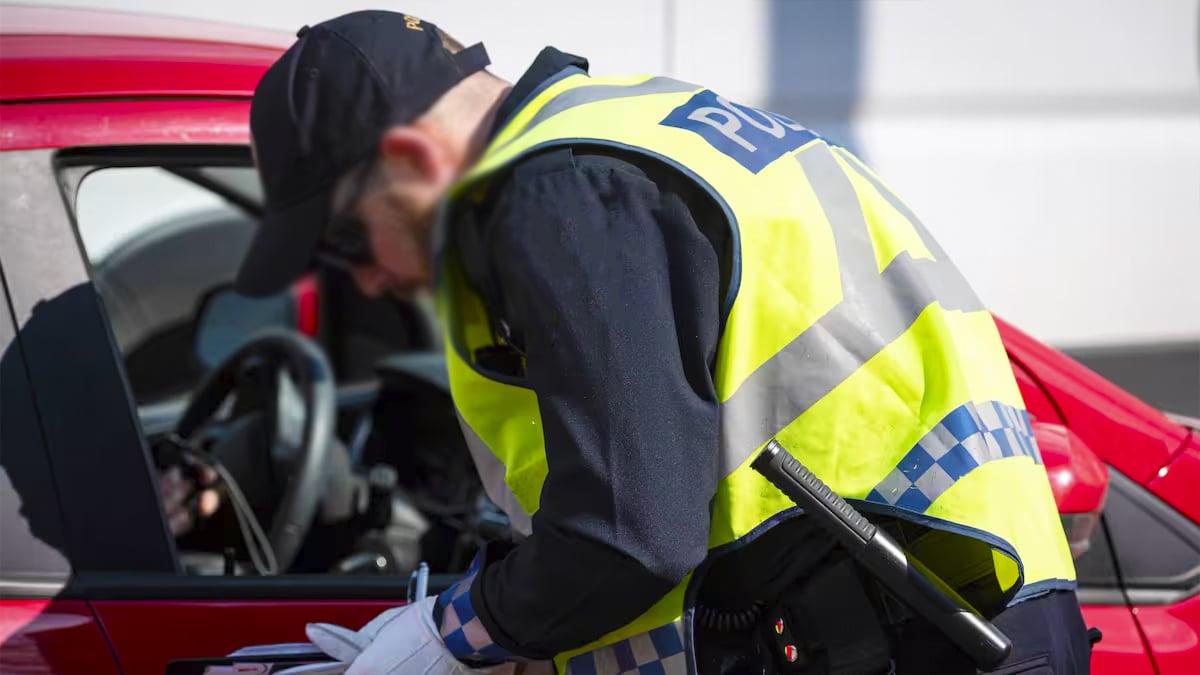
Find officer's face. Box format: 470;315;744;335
331;127;456;299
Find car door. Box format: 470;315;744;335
1007;355;1158;674
1072;504;1160;675
1001;319;1200;675
0;148;124;675
1093;469;1200;675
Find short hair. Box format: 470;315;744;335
436;27;465;54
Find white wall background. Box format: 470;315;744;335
15;0;1200;349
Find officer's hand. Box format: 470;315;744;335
303;597;476;675
158;462;220;536
283;596;550;675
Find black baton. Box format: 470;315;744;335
751;439;1013;670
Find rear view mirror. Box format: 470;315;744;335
193;285;297;369
1033;422;1110;558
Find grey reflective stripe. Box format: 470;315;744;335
833;146;950;261
720;144;985;473
498;76;699;153
455;413;534;537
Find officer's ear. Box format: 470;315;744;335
378;126;446;184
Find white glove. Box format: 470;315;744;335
278;596;501;675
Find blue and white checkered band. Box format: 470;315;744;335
564;620;687;675
867;400;1041;513
435;552;514;663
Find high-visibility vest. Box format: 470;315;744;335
435;68;1077;674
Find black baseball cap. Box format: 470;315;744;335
236;10;490;297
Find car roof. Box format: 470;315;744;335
0;5;291;102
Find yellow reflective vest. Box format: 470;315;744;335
435;68;1076;674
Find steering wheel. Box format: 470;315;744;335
174;329;337;573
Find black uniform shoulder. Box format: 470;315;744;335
489;144;725;234
502;145;653;185
477;144;732;315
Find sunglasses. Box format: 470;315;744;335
317;160;376;270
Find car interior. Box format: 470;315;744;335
67;148;500;583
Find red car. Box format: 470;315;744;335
0;6;1196;674
998;319;1199;675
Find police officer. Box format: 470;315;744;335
240;10;1092;675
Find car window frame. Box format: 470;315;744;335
0;148;179;581
59;145;264;415
41;144;440;598
0;253;74;598
1102;468;1200;604
58;146;396;413
1074;511;1126;606
1075;462;1200;610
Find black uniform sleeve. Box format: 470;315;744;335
466;150;723;658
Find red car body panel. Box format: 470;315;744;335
0;4;277;151
91;599;400;675
1149;438;1200;524
997;317;1200;674
1011;358;1066;425
0;600;121;675
293;274;323;337
0;35;281;101
996;317;1190;489
2;100;251;151
0;4;292;49
1;6;1197;674
1036;422;1109;514
1080;604;1158;675
1134;594;1200;674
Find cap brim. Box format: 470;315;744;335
235;190;331;297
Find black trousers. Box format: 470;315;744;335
893;590;1092;674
